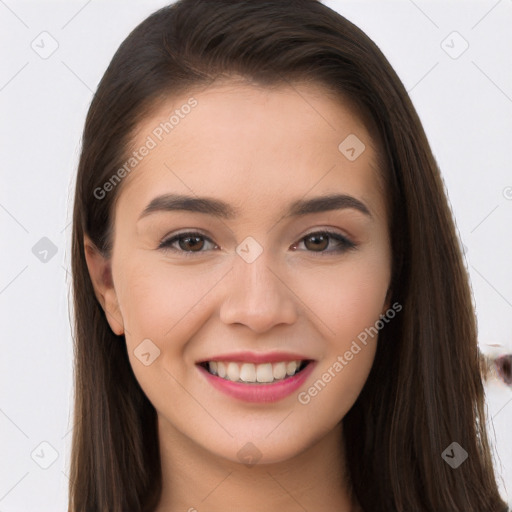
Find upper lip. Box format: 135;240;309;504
197;351;312;364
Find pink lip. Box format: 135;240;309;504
197;361;316;403
197;351;310;364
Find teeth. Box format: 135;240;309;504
256;363;273;383
217;362;226;378
204;360;305;383
286;361;298;376
227;362;240;381
240;363;256;382
273;362;287;380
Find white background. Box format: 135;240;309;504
1;0;511;509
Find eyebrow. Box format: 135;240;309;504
137;193;373;221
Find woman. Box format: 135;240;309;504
69;0;508;510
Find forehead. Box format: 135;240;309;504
116;80;386;223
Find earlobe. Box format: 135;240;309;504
83;235;125;336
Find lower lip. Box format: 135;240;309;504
197;362;316;403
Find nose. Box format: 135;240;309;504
219;248;298;333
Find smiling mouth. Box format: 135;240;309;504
198;360;311;384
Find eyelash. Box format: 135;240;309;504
157;229;357;256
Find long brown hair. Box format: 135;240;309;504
69;1;508;510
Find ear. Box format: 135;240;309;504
83;235;125;336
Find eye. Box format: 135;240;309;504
291;230;356;254
158;229;356;256
158;231;218;255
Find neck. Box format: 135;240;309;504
154;419;358;512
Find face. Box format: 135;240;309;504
85;80;392;465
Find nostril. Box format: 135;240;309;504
495;355;512;386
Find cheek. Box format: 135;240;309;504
292;254;388;411
293;254;390;344
117;258;218;341
116;260;208;397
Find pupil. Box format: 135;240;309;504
182;236;203;251
306;234;328;251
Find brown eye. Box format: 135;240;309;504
178;235;205;252
304;233;329;251
158;232;217;255
159;230;356;257
293;231;356;254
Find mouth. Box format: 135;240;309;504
197;359;312;385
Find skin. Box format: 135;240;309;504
85;80;392;511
